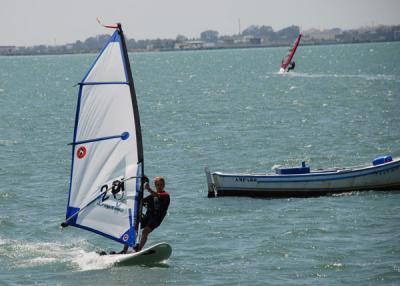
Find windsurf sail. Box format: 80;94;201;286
280;33;302;72
64;23;144;247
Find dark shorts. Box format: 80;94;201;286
141;214;163;231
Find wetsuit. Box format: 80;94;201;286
141;191;170;231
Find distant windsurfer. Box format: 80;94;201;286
279;33;301;73
120;176;170;254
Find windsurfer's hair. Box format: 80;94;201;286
155;176;165;185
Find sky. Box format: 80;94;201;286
1;0;400;46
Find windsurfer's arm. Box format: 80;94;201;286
144;183;160;198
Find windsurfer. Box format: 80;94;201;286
120;176;170;254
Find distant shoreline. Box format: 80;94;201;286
1;24;399;56
1;39;399;57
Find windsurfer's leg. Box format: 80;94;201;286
138;226;152;251
118;244;129;254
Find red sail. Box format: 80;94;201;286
281;34;302;70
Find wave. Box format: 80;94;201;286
0;238;116;271
0;215;15;227
273;71;399;81
0;140;18;146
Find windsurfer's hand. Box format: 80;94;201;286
144;182;150;190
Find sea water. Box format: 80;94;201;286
0;42;399;285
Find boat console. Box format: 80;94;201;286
275;161;311;175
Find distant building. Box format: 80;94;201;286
249;37;261;45
0;46;17;55
395;29;400;41
303;28;341;41
222;37;234;46
175;40;206;50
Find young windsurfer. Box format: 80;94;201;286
119;176;170;254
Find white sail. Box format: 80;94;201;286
65;28;143;247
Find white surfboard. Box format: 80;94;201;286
107;242;172;266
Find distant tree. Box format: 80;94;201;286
275;25;300;41
97;35;110;45
82;34;109;51
200;30;219;42
73;40;85;51
126;38;137;50
35;45;47;53
242;25;273;38
135;40;150;49
176;34;187;43
84;37;99;50
159;39;176;49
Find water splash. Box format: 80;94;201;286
0;238;115;271
273;72;398;81
0;140;18;146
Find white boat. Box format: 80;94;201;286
61;23;170;264
205;156;400;198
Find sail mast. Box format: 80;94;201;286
117;23;143;165
117;23;145;236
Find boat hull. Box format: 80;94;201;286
206;158;400;198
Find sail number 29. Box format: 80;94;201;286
100;178;125;202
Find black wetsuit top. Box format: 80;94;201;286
142;192;170;230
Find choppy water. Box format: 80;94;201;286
0;42;399;285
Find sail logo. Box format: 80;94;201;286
100;179;126;202
122;234;129;242
76;146;87;159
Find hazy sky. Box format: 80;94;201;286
1;0;399;46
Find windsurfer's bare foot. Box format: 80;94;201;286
117;244;129;254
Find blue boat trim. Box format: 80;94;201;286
216;159;400;184
258;162;400;183
70;132;130;145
